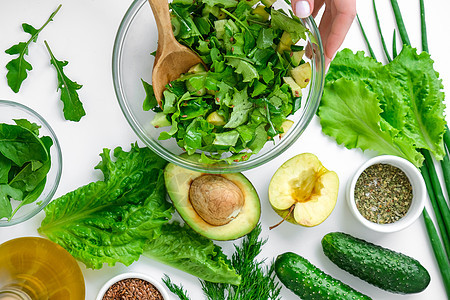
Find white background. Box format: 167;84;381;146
0;0;449;299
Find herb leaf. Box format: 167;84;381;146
44;41;86;122
5;5;61;93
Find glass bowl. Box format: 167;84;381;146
0;100;62;227
113;0;325;173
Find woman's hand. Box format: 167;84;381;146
292;0;356;67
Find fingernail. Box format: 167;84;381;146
295;0;311;18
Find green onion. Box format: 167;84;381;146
440;149;450;205
392;30;398;58
372;0;391;62
422;208;450;295
420;0;428;53
420;163;450;259
356;14;376;60
422;150;450;239
390;0;411;46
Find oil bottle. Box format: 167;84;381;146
0;237;85;300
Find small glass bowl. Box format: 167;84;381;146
112;0;325;173
347;155;426;233
96;272;170;300
0;100;62;227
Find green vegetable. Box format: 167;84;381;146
319;45;446;167
38;144;240;285
422;209;450;296
164;224;281;300
144;0;311;163
44;41;86;122
422;150;450;241
275;252;371;300
357;2;450;296
322;232;431;294
0;120;52;219
5;5;61;93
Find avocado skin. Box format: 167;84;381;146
275;252;371;300
322;232;431;294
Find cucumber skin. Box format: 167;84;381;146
322;232;431;294
275;252;371;300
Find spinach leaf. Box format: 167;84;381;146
0;123;48;166
0;185;23;219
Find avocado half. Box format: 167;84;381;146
164;162;261;241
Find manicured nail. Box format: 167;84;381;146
295;0;311;18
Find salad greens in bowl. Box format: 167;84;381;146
0;100;62;226
113;0;324;173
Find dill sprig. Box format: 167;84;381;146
162;275;191;300
164;224;281;300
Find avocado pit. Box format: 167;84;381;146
189;175;244;226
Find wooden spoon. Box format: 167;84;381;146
148;0;203;106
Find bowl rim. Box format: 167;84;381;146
95;272;170;300
0;100;63;227
347;155;426;233
112;0;325;173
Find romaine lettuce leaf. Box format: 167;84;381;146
144;222;241;285
39;144;241;285
39;145;172;269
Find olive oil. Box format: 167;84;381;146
0;237;85;300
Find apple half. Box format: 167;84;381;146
269;153;339;227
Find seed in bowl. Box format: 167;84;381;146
102;278;164;300
354;163;412;224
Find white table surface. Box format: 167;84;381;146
0;0;449;299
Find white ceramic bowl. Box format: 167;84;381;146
347;155;426;233
96;272;170;300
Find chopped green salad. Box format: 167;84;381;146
143;0;312;163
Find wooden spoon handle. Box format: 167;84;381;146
148;0;174;47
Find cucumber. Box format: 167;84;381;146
322;232;431;294
275;252;371;300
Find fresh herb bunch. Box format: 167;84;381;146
143;0;311;163
163;223;281;300
0;119;53;220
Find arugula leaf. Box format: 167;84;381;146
142;79;158;111
44;41;86;122
271;9;308;43
224;88;253;128
256;28;275;49
202;0;238;8
227;58;258;82
5;5;61;93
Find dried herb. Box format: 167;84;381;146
354;163;412;224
